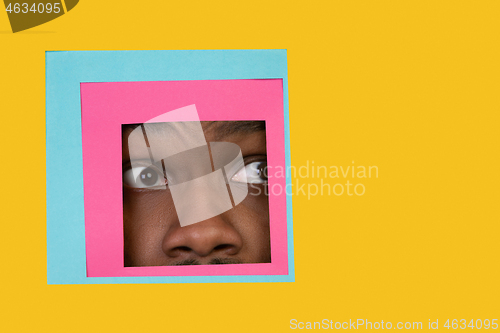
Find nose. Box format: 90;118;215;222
162;215;243;260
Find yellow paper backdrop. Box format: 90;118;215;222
1;1;499;332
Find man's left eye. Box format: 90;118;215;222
231;161;268;184
123;165;167;188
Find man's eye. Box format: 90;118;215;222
231;161;268;184
123;165;167;188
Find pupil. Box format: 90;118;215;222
139;167;158;186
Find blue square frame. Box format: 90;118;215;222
46;50;294;284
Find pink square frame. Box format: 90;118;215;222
81;79;288;277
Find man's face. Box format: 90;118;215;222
122;121;270;266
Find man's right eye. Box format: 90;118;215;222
123;165;167;188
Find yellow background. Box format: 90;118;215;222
1;1;499;332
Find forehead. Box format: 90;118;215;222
122;121;266;161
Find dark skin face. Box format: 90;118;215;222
122;121;270;266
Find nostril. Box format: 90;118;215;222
173;246;192;252
213;244;235;252
166;246;193;257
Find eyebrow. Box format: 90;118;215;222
203;121;265;141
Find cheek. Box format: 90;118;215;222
243;184;269;215
123;189;177;266
229;185;271;262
